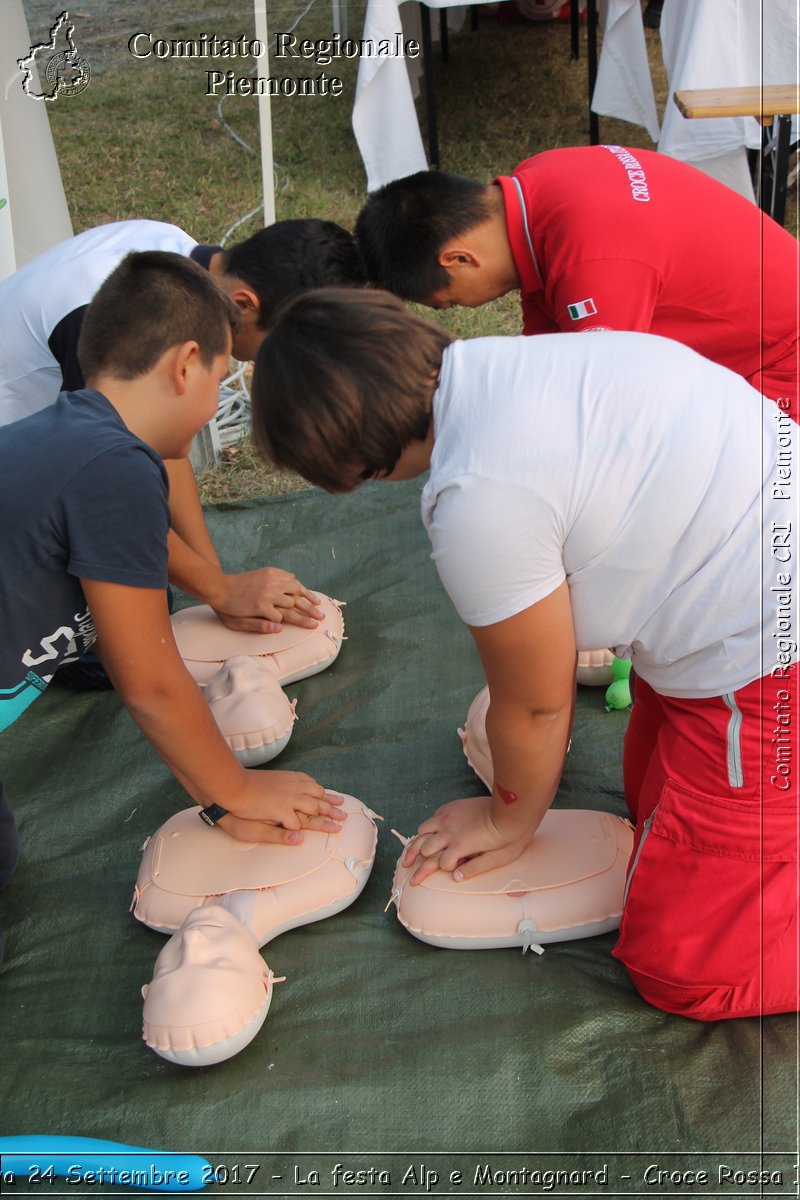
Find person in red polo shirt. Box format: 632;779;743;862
355;145;799;418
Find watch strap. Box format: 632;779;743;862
199;803;229;826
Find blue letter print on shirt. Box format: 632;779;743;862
0;672;49;732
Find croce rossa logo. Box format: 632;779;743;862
18;10;91;100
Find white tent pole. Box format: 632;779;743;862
253;1;276;227
0;114;14;281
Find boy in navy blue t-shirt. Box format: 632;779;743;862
0;218;367;655
0;252;344;963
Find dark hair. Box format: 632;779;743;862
78;251;239;382
355;170;492;301
223;219;366;329
251;288;452;493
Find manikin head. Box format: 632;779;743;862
206;653;282;698
142;904;272;1064
202;655;299;766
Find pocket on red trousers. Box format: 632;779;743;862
615;776;798;991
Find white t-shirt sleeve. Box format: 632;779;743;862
425;474;566;628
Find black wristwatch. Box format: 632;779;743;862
199;803;229;826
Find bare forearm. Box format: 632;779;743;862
485;699;572;836
405;586;577;884
164;458;221;567
84;579;339;842
118;663;249;811
167;527;325;633
163;457;231;606
163;456;322;630
166;527;227;608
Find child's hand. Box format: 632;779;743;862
213;567;325;633
218;809;341;845
402;796;530;886
227;770;347;837
278;589;329;628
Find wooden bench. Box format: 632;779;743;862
674;84;799;226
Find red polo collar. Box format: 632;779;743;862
494;173;543;297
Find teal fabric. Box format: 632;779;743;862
1;482;796;1193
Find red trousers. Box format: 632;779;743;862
613;666;799;1020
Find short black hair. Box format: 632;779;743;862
78;251;238;382
223;219;366;329
355;170;492;301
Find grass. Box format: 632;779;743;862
37;2;669;236
25;0;797;499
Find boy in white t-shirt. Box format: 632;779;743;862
0;219;366;665
249;288;799;1022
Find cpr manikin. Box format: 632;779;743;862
130;590;372;1068
170;592;345;765
388;687;634;953
135;601;630;1064
171;593;345;687
141;905;275;1066
575;648;615;686
204;656;296;767
134;795;380;1067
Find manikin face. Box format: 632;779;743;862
143;904;269;1021
204;656;286;734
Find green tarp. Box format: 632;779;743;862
1;481;797;1196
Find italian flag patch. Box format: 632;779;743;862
567;298;597;320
